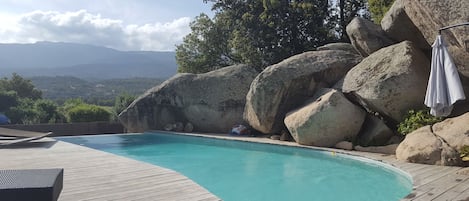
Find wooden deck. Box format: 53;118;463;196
0;133;468;201
0;139;220;201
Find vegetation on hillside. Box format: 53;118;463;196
176;0;370;73
30;76;162;106
0;74;138;124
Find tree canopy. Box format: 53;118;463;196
368;0;395;23
0;73;42;100
176;0;370;73
333;0;370;42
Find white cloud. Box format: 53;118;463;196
0;10;192;51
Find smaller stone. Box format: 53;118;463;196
280;130;293;141
164;124;174;131
335;141;353;150
355;144;399;155
270;135;281;140
184;122;194;133
174;122;184;132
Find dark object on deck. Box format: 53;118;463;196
0;114;9;125
0;169;63;201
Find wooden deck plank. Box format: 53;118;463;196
408;173;469;200
431;177;469;201
452;187;469;201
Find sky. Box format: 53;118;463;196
0;0;214;51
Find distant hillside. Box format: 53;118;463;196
0;41;177;80
30;76;164;105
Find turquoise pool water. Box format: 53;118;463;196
58;133;412;201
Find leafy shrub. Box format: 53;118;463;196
68;104;111;123
460;145;469;162
397;109;443;135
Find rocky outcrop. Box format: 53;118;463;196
396;126;461;166
346;17;394;57
316;43;359;55
119;65;258;133
284;89;366;147
381;0;430;50
396;113;469;166
339;41;430;122
432;112;469;151
244;50;362;134
357;115;394;146
397;0;469;77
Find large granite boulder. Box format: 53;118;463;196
384;0;469;77
339;41;430;122
119;65;258;133
244;50;362;134
432;112;469;151
346;17;394;57
381;0;430;50
357;115;394;146
284;89;366;147
396;126;461;166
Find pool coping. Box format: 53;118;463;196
146;130;469;201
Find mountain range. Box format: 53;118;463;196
0;41;177;80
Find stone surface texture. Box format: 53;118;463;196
340;41;430;122
119;64;258;133
284;89;366;147
396;125;462;166
244;50;362;134
346;17;394;56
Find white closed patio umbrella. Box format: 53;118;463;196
424;29;466;117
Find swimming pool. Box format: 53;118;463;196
58;132;412;201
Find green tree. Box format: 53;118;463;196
5;98;64;124
113;93;136;117
0;73;42;100
368;0;395;23
177;0;334;73
332;0;370;42
34;99;64;123
176;13;239;73
0;91;18;112
6;98;38;124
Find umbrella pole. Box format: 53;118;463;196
438;22;469;34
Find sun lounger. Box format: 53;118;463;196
0;132;53;146
0;128;53;146
0;127;52;138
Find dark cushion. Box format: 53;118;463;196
0;169;63;201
